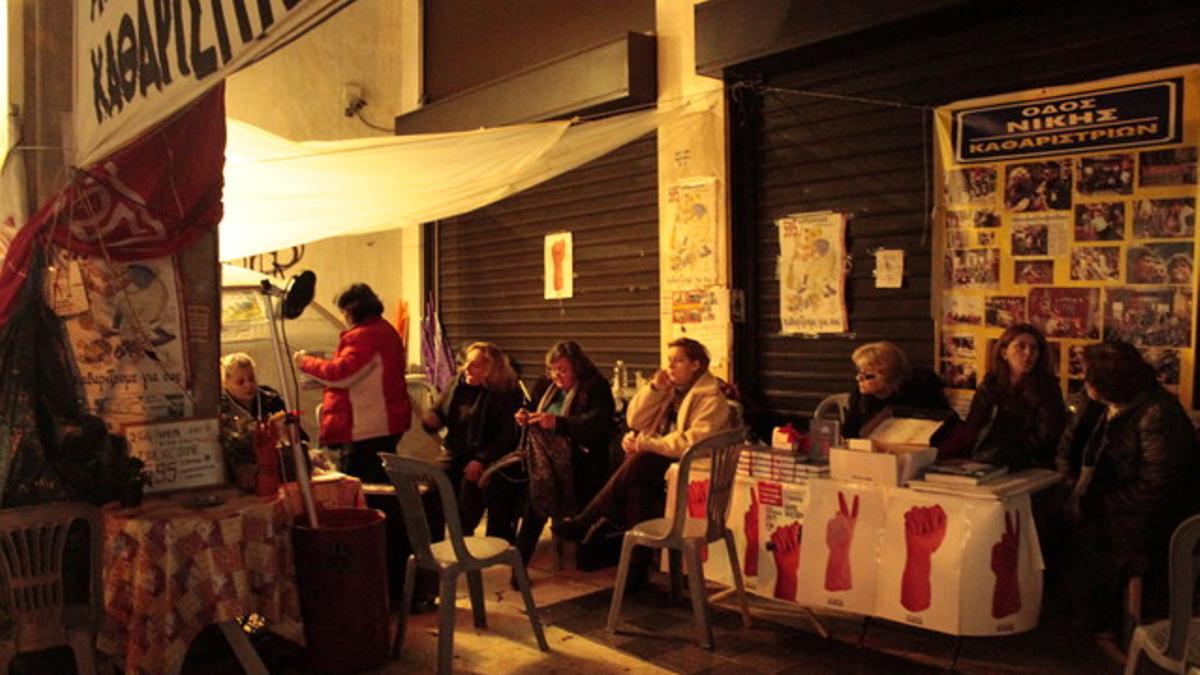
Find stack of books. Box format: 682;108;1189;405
922;460;1008;486
738;446;829;483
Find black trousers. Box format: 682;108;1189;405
583;450;673;529
338;435;401;484
440;456;520;543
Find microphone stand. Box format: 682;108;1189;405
261;280;319;528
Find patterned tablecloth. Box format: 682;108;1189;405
98;489;302;675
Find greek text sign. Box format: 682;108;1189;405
953;78;1182;163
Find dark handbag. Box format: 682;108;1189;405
523;426;577;519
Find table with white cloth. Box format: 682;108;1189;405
665;464;1053;636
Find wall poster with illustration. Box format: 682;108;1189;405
935;65;1200;407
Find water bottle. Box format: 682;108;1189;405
613;360;625;398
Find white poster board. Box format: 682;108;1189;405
874;489;966;634
956;495;1043;636
544;232;573;299
124;418;224;494
753;478;812;602
795;480;886;615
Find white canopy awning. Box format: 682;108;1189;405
220;105;672;260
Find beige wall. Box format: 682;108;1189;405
225;0;424;363
654;0;731;378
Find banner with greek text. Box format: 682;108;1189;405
74;0;350;166
935;65;1200;409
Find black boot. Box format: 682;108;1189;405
551;515;594;541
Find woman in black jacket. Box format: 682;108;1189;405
1057;340;1200;633
514;341;615;565
943;324;1066;469
842;341;951;438
423;342;526;541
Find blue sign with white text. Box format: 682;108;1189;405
953;78;1183;163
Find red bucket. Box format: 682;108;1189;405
292;508;390;673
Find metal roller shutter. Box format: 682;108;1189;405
732;2;1200;428
436;133;660;389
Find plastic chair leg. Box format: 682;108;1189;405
437;572;458;675
668;549;684;606
466;570;487;628
722;531;753;629
509;550;549;651
684;542;714;649
393;556;418;659
1122;629;1145;675
606;535;637;633
67;628;97;675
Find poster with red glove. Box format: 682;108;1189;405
662;467;760;591
795;480;885;615
874;489;965;633
956;495;1043;636
753;479;812;602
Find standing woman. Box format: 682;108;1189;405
514;341;615;564
294;283;411;484
946;324;1066;469
1057;341;1200;634
424;342;525;541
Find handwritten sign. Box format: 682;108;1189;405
124;418;224;494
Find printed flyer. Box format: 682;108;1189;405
935;65;1200;407
778;211;848;334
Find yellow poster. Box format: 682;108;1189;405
935;65;1200;407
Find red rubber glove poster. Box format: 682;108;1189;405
957;495;1043;636
795;480;884;615
875;491;963;633
661;467;761;591
753;479;811;602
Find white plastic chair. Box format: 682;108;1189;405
380;453;548;674
813;392;850;424
0;502;102;675
606;427;753;649
1125;513;1200;675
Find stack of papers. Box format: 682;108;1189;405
738;446;829;483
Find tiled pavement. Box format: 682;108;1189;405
12;535;1147;674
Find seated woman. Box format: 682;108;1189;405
513;341;615;565
942;324;1066;469
553;338;730;578
220;352;289;425
219;352;313;485
294;283;410;484
842;341;950;438
1057;341;1200;634
423;342;526;541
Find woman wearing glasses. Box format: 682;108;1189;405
513;341;616;566
842;341;951;439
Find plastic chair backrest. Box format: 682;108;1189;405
0;502;101;646
814;393;850;423
379;453;475;567
1164;513;1200;661
670;427;748;542
405;377;439;417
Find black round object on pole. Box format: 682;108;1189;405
282;270;316;319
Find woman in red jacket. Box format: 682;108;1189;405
294;283;411;483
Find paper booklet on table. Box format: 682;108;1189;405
906;468;1062;499
923;460;1008;486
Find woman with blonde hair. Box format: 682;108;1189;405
423;342;526;541
842;341;950;438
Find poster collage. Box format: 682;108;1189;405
936;66;1200;410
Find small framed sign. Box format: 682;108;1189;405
123;418;225;494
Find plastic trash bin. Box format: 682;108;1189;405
292;508;390;673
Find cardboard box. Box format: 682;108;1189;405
830;446;937;486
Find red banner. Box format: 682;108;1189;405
0;86;225;328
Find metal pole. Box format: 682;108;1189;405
262;288;319;528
